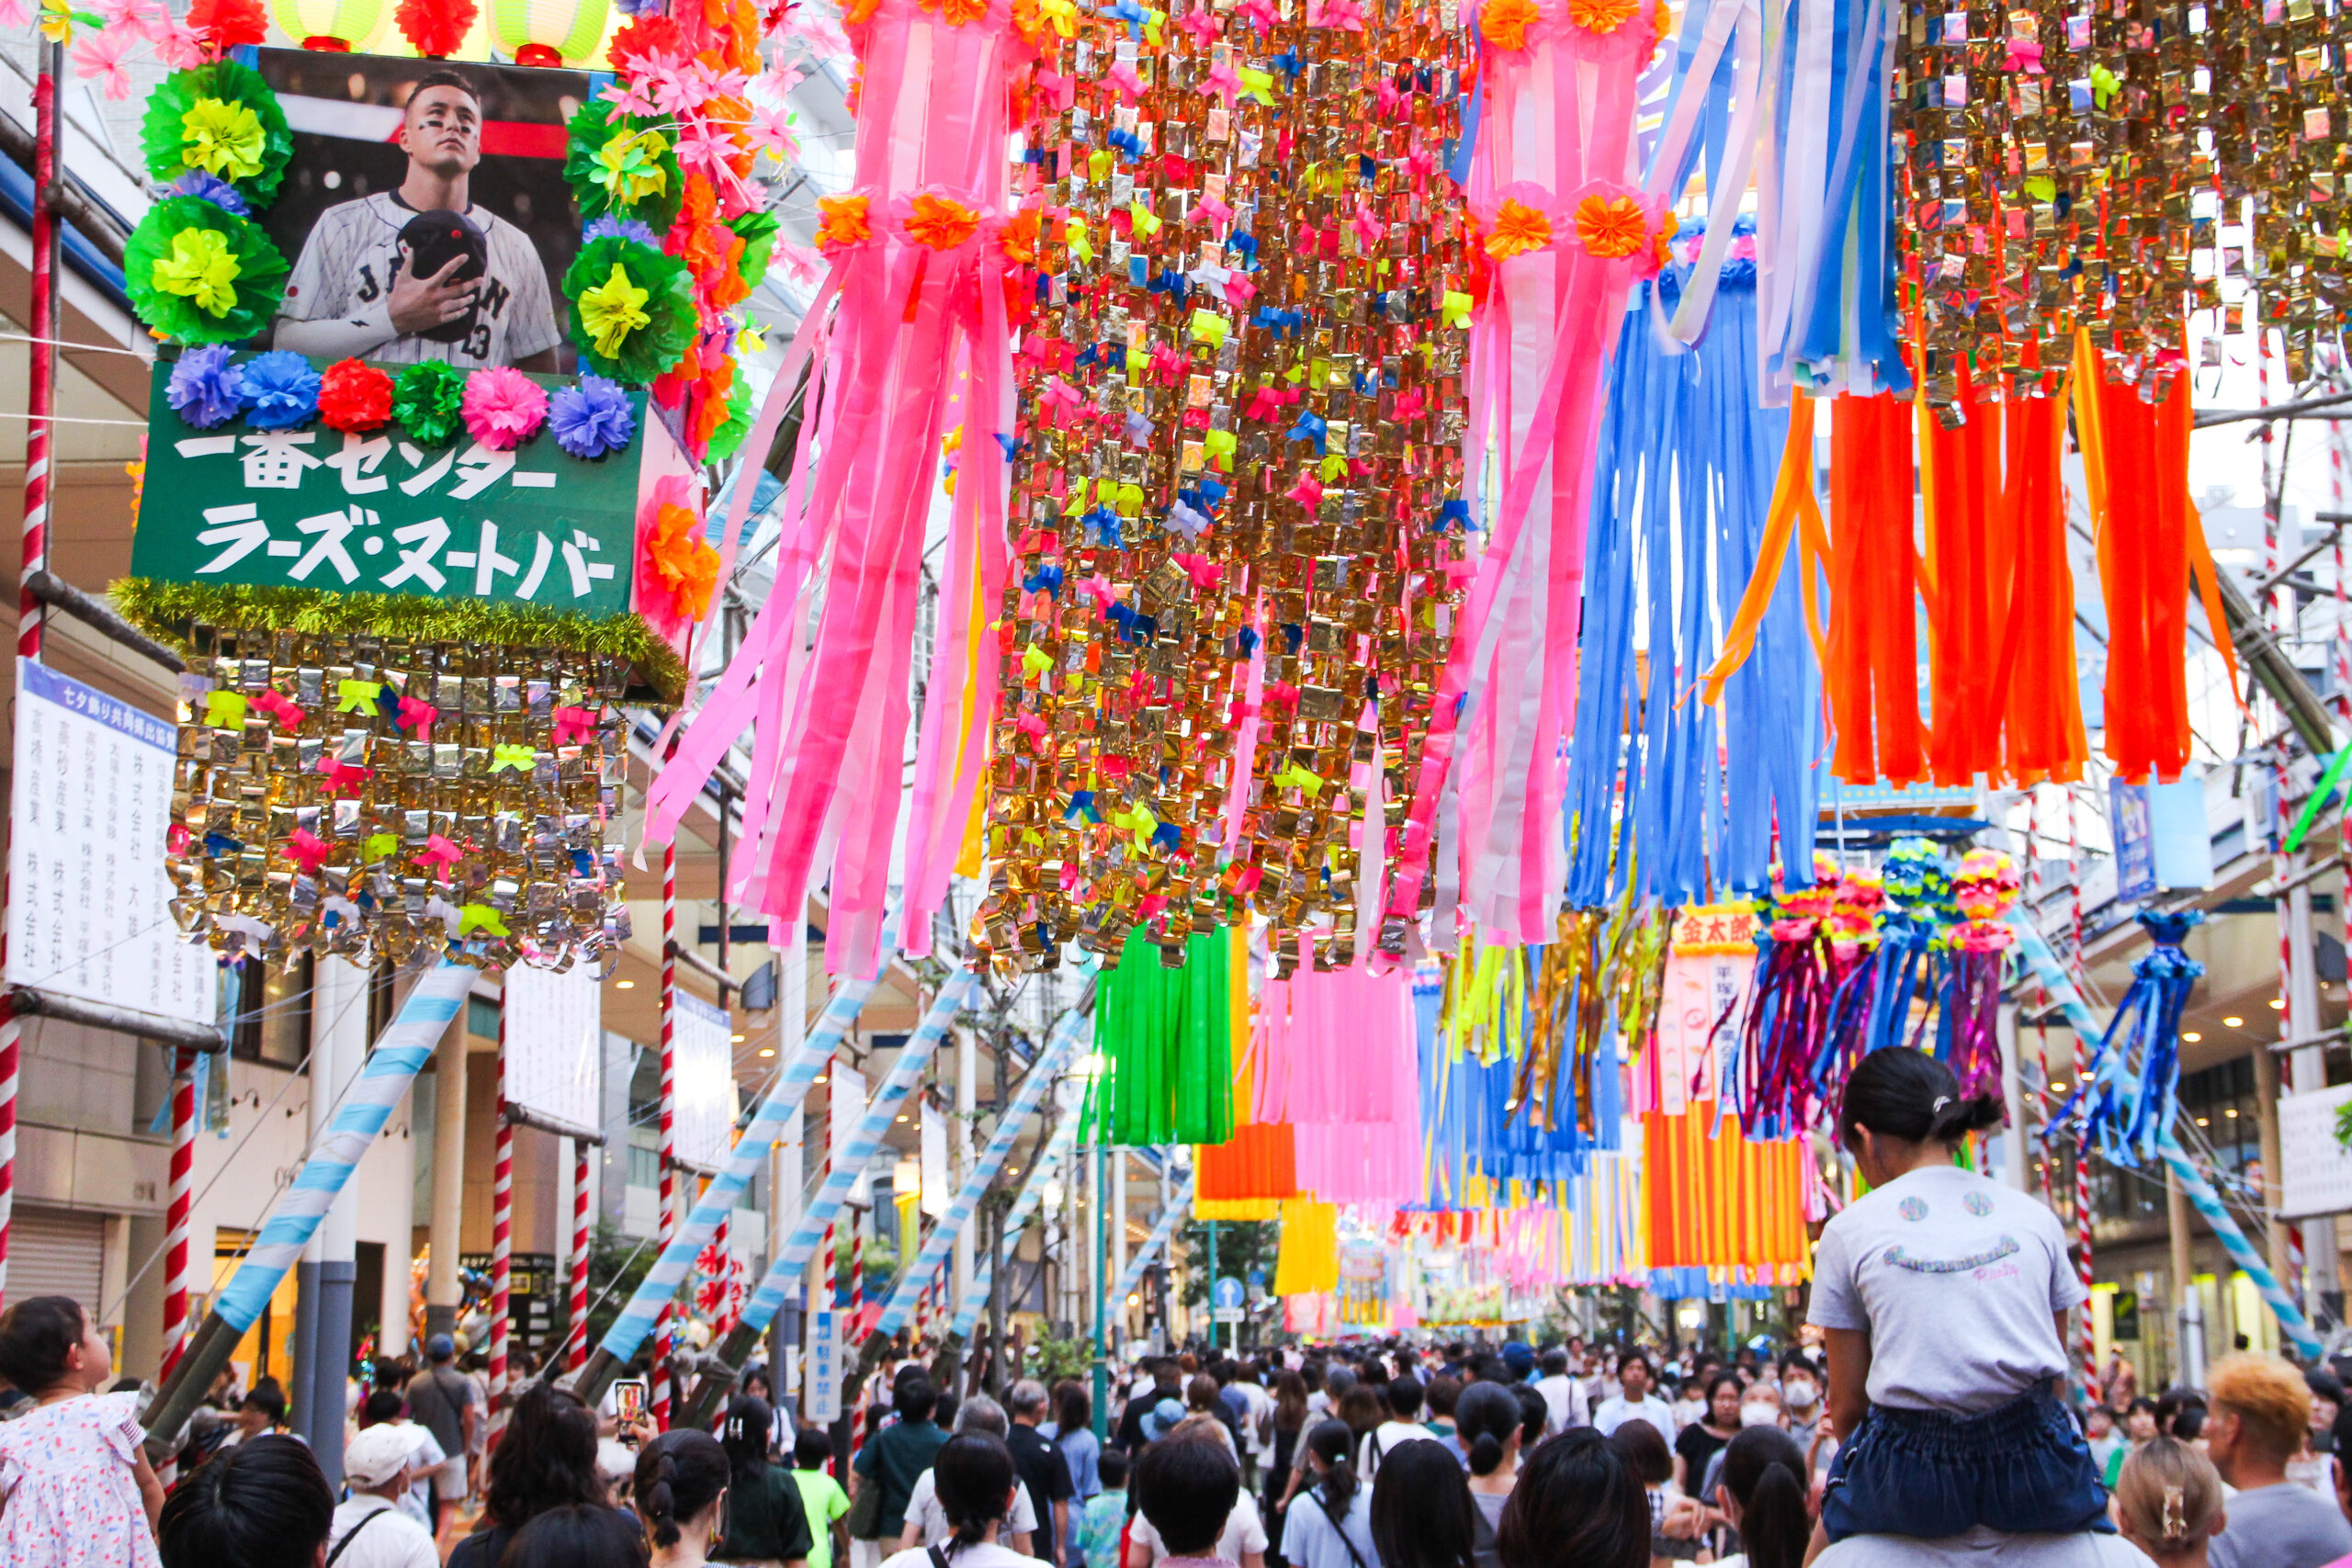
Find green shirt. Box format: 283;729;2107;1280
794;1468;852;1568
718;1462;818;1564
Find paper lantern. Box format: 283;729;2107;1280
486;0;606;66
266;0;390;51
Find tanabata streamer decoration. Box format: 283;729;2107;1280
972;0;1478;973
1890;0;2352;407
1640;1102;1813;1282
2046;909;2202;1168
1272;1196;1341;1297
1570;243;1815;907
1253;942;1423;1203
1092;925;1240;1145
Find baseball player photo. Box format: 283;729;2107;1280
272;68;562;371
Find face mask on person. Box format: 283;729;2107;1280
1741;1404;1781;1427
1783;1381;1817;1410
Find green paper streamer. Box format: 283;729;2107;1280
2284;742;2352;853
1095;930;1233;1146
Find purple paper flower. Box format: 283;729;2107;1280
171;171;250;217
583;214;661;248
238;351;322;430
548;373;637;459
166;344;242;430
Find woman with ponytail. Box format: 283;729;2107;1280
879;1433;1043;1568
1810;1047;2109;1554
1704;1428;1808;1568
1452;1384;1521;1568
1277;1421;1377;1568
714;1396;815;1568
634;1429;735;1568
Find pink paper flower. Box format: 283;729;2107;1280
461;367;549;451
72;31;133;99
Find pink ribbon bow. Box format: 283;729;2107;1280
395;695;439;739
1408;143;1437;190
1148;344;1187;386
1171;552;1223;592
1016;711;1049;741
1224;272;1260;305
1080;574;1116;608
2004;38;2042;72
1306;0;1364;28
1035;68;1077;109
552;705;599;747
1394;389;1427;423
1245;385;1299;421
416;834;464;874
253;690;305;728
317;759;371;795
1199;61;1243;106
1262;682;1301;714
1376;78;1402;118
1284;473;1325;511
286;828;333;875
1234;0;1275;29
1196;192;1235;230
1175;7;1220;42
1038;376;1084;424
1350;200;1386;252
1104;62;1144;102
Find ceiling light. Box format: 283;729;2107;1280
2184;1032;2202;1043
2197;1117;2211;1126
2224;1108;2239;1118
815;1075;828;1083
616;979;636;989
896;1114;908;1122
2223;1016;2245;1028
2048;1080;2069;1092
760;1047;775;1058
731;1033;746;1043
2270;998;2286;1010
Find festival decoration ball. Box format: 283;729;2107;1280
486;0;610;66
265;0;390;50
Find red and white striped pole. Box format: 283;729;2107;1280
490;1010;513;1441
2066;789;2094;1402
161;1046;199;1382
846;1224;865;1458
0;41;63;1315
568;1144;591;1373
653;839;679;1429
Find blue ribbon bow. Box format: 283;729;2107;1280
1148;268;1191;303
1286;410;1329;454
1272;46;1304;75
1102;0;1147;37
1067;790;1102;824
1255;307;1302;337
1023;563;1066;598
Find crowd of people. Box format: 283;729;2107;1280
0;1049;2348;1568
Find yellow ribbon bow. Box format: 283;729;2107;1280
458;904;511;938
1442;290;1474;327
182;96;266;182
579;263;652;360
1204;429;1238;468
364;832;401;861
1190;308;1228;348
1111;803;1157;850
591;129;671;209
1128;200;1163;241
1065;216;1094;264
335;679;382;716
203;689;249;728
152;227;242;319
1022;645;1053;678
1239;67;1276;102
490;742;538;773
1272;761;1325;797
1112;480;1145;515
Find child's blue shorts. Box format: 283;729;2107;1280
1820;1385;2112;1542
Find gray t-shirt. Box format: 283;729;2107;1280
2208;1481;2352;1568
1809;1165;2086;1413
1815;1529;2152;1567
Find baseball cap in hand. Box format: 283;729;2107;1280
396;209;486;344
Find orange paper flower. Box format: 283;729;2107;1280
816;194;873;250
1484;198;1553;260
1566;0;1637;29
923;0;989;25
907;191;981;251
1479;0;1539;50
645;498;720;624
844;0;883;22
1650;208;1679;271
1000;208;1043;265
1574;193;1646;258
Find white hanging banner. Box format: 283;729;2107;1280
7;660;213;1024
2280;1085;2352;1220
921;1095;949;1217
673;989;740;1173
504;962;603;1139
831;1063;867;1200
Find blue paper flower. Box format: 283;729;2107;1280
166;344;242;430
171;171;250;218
583;214;661;248
548;373;637;459
238;351;322;430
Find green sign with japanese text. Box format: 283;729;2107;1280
130;357;646;618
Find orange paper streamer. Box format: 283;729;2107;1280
2080;363;2194;783
1641;1103;1810;1271
1826;396;1926;784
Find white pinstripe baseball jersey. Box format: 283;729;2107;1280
275;190;561;367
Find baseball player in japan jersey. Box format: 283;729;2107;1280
273;70;562;371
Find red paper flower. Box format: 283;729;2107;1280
607;13;684;71
187;0;266;51
394;0;477;56
319;358;393;434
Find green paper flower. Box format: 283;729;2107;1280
561;235;696;384
124;197;288;344
562;97;685;233
729;208;781;289
141;60;293;211
392;361;469;446
704;371;758;462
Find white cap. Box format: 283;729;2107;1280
345;1425;415;1489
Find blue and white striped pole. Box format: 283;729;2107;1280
946;1109;1084;1338
575;964;899;1404
695;971;981;1382
1111;1171;1193;1307
869;1010;1089;1342
142;960;476;1450
2010;915;2324;1360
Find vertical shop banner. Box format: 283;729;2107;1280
805;1306;841;1422
920;1096;949;1218
673;991;740;1172
504;962;603;1138
1657;905;1757;1113
7;660;214;1023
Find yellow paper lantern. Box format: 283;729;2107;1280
266;0;392;51
486;0;607;66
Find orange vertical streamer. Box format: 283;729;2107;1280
1826;396;1927;784
1999;395;2089;784
1923;374;2015;784
2090;366;2194;782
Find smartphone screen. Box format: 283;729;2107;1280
615;1378;647;1430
